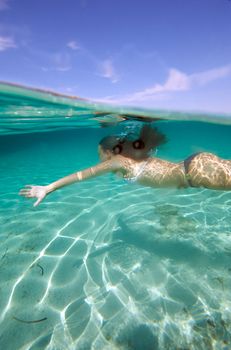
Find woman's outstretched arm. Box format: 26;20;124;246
19;159;119;207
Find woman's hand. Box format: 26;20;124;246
19;185;48;207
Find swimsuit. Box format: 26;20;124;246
124;159;149;183
183;152;201;187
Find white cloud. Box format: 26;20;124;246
0;36;16;51
67;40;80;51
41;52;72;72
124;69;190;102
53;53;71;71
190;65;231;86
99;59;119;83
0;0;9;10
97;64;231;104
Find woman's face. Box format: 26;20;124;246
98;145;113;161
98;126;162;162
98;136;122;161
98;138;148;162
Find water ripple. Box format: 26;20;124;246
0;178;231;349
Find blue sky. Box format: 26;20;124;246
0;0;231;113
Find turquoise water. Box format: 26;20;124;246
1;83;231;349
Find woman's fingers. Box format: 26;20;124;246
19;186;35;197
19;185;47;206
19;190;29;196
34;197;43;207
19;191;32;198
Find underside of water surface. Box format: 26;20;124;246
0;83;231;350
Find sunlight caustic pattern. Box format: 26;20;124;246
0;177;231;350
1;84;231;349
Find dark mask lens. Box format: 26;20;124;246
113;144;123;154
133;139;145;150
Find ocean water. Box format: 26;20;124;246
0;83;231;350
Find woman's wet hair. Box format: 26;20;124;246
138;125;167;150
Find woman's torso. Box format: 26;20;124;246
117;156;188;188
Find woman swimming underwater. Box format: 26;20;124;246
20;125;231;207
